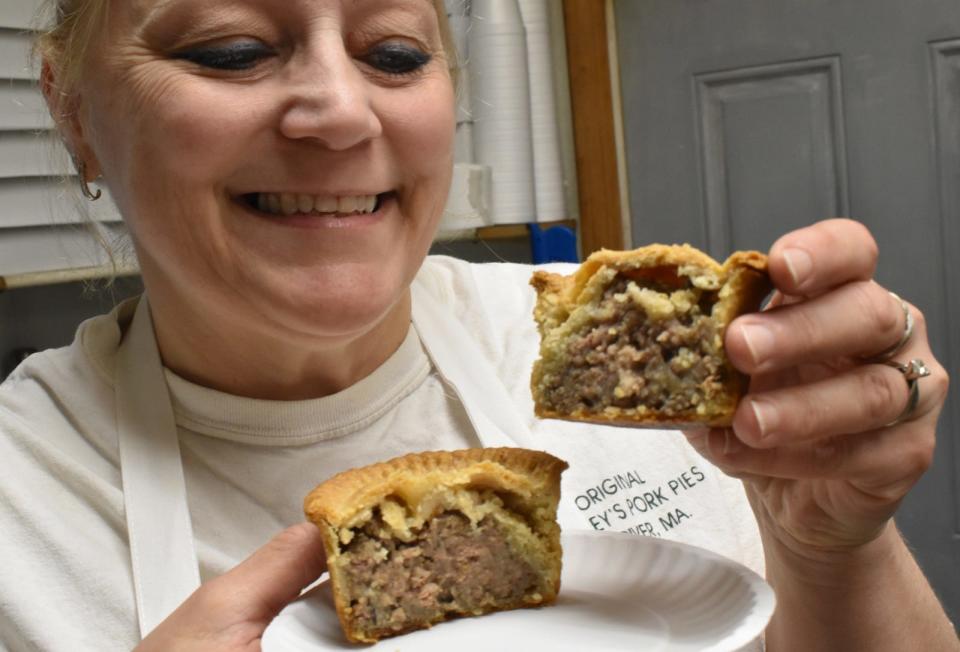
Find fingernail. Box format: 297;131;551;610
739;322;775;366
749;399;777;440
722;430;744;455
782;248;813;288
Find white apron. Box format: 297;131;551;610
115;284;577;638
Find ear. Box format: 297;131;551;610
40;60;103;180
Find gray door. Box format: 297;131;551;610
614;0;960;621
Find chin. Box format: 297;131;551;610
252;269;410;341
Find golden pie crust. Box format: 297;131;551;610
530;244;770;428
304;448;568;643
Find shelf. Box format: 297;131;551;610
0;262;140;291
439;219;577;241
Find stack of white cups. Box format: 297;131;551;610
468;0;537;225
447;0;473;164
441;0;491;231
517;0;567;223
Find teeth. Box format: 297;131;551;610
280;193;298;215
338;196;357;213
254;193;381;216
268;194;281;214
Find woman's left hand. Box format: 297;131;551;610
685;218;949;557
135;523;326;652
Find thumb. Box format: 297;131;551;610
220;521;328;624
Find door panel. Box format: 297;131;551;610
696;57;850;252
614;0;960;621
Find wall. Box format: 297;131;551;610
0;276;143;376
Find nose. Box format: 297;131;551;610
278;45;383;150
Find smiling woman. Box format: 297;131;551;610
2;0;957;651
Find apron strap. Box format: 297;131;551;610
116;297;201;638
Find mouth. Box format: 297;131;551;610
238;191;392;218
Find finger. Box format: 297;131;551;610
762;290;787;310
682;428;770;482
768;218;877;298
733;364;919;448
697;424;934;494
220;522;328;624
727;280;905;374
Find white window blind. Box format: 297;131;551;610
0;0;40;30
0;0;129;285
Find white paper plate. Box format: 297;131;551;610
262;530;775;652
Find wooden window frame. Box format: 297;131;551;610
562;0;626;255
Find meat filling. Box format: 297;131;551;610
342;511;542;635
543;275;724;415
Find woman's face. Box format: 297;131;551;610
77;0;454;340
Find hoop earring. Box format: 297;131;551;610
77;159;102;201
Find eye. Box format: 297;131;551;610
173;40;274;71
361;42;431;76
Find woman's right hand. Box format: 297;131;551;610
135;523;327;652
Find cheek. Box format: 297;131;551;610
383;84;456;176
92;69;258;194
136;87;254;181
83;80;253;281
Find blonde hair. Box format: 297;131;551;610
34;0;111;100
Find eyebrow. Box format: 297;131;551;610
136;0;438;30
349;0;439;25
355;0;434;4
353;0;436;10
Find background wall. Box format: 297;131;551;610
0;277;142;376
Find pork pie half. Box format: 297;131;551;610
530;244;770;427
303;448;568;643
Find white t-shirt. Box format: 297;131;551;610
0;256;763;651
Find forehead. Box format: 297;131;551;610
126;0;441;21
